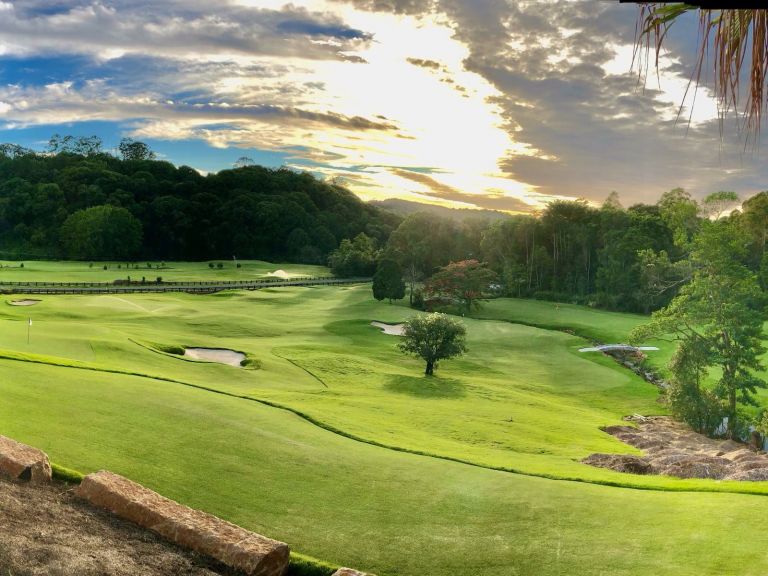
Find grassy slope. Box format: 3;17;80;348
1;286;767;492
3;284;768;573
4;362;768;576
0;260;328;283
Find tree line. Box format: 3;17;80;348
0;135;400;262
336;188;768;315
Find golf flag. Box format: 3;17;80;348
28;318;32;326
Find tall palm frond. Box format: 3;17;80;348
635;5;768;141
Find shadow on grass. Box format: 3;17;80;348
384;374;466;398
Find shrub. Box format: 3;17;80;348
209;262;214;269
156;276;162;283
19;263;23;268
89;262;93;268
103;264;108;270
217;262;223;269
236;263;242;268
667;378;725;436
411;289;425;310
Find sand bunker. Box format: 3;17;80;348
9;299;41;306
371;321;405;336
583;415;768;481
267;269;292;279
183;348;245;367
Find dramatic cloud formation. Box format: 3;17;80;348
0;0;765;212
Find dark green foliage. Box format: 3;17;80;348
328;232;378;276
60;205;142;260
372;258;405;303
0;141;400;263
383;189;742;314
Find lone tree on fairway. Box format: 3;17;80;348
373;259;406;303
398;313;467;376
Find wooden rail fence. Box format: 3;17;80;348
0;276;371;295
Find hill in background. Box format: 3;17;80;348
370;198;512;221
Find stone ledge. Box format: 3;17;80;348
0;435;51;483
76;470;289;576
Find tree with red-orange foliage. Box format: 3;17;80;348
424;259;497;314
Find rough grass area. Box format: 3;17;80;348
5;284;768;574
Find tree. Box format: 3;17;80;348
398;313;467;376
602;191;624;211
657;187;700;249
631;219;767;439
60;205;142;260
327;233;378;277
424;259;497;313
636;6;768;137
372;259;406;303
701;191;739;220
234;156;255;169
118;138;156;161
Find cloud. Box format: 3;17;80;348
0;1;371;61
336;0;768;204
406;57;443;70
391;168;534;213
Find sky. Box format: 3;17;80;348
0;0;762;212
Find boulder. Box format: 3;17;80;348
333;569;375;576
76;471;289;576
0;435;51;483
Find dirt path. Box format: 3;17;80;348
583;416;768;481
0;477;237;576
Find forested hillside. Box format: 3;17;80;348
379;190;768;313
0;140;400;262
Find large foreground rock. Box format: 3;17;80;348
333;569;376;576
0;435;51;483
76;471;289;576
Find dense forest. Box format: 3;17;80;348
0;137;400;263
364;189;768;314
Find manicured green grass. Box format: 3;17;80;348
4;279;768;574
0;286;762;491
475;298;677;373
0;259;328;283
5;360;768;575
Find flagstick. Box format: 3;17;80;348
27;317;30;345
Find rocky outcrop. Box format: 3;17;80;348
333;569;376;576
76;471;289;576
583;416;768;481
0;435;51;483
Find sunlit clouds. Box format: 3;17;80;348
0;1;765;211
